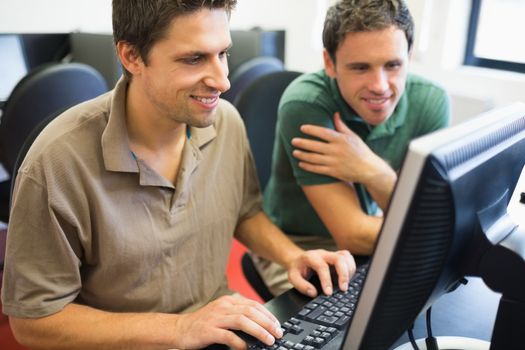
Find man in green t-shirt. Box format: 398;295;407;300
252;0;451;296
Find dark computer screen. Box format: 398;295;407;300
342;102;525;350
229;29;285;74
0;35;28;102
69;32;122;89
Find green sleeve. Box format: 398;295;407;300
277;100;340;186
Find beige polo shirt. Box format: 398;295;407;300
1;77;262;318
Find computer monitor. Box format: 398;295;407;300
342;102;525;350
0;35;28;103
229;29;285;75
70;32;122;88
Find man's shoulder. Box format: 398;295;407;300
20;92;111;173
396;74;451;131
278;70;339;121
35;93;110;146
406;73;447;97
280;70;331;104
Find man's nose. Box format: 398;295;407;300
368;69;389;94
204;58;231;93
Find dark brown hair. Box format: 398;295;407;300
112;0;237;78
323;0;414;62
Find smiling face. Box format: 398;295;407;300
123;8;232;129
324;26;410;126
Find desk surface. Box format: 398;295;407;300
391;277;499;347
263;276;500;349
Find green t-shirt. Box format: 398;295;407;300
263;70;450;237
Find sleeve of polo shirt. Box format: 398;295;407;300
277;100;339;186
1;172;82;318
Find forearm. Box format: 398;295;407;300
302;182;383;256
10;303;181;350
234;211;303;269
360;159;397;211
332;215;383;255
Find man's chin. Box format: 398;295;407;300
189;116;216;128
361;111;391;126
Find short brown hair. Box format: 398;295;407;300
112;0;237;78
323;0;414;62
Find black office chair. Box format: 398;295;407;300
235;70;302;190
0;62;108;223
222;56;284;104
234;70;302;302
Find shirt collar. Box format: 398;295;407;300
101;76;137;173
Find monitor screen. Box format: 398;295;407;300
0;35;28;102
342;102;525;349
70;32;122;88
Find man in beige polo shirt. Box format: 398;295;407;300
1;1;355;349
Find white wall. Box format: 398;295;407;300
0;0;112;33
1;0;524;124
231;0;329;73
0;0;328;72
406;0;525;124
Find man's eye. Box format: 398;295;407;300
351;66;368;72
185;56;202;65
386;62;402;70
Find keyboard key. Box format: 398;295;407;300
334;315;351;329
289;317;301;325
312;337;325;348
289;325;303;335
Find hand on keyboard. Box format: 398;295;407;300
287;250;355;298
246;263;369;350
174;295;283;350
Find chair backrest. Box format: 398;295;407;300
10;110;65;199
222;56;284;104
0;62;108;174
234;70;302;190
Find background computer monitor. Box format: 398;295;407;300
69;32;122;89
342;102;525;350
229;28;285;74
19;33;70;70
0;35;28;103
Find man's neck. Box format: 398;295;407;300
125;80;188;185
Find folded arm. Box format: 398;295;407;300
292;112;397;211
302;182;383;255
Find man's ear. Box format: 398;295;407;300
116;41;143;76
323;49;336;78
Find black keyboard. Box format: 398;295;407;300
248;263;369;350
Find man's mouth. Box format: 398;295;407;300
367;98;387;104
192;95;218;104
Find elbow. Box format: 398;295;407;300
338;240;374;256
332;217;383;255
333;230;377;256
9;316;46;350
